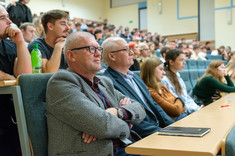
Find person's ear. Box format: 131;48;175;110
169;60;174;66
47;22;53;31
108;53;116;62
66;50;76;62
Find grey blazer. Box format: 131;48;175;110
46;69;146;156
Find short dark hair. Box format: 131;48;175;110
193;44;199;50
41;10;69;33
19;22;35;31
75;22;81;27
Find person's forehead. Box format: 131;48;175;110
56;18;68;23
0;6;7;16
27;25;36;30
83;37;99;46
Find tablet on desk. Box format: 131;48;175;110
157;126;211;137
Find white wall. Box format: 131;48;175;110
6;0;106;21
215;0;235;50
104;0;139;30
148;0;198;35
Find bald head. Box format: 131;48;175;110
65;32;95;56
102;37;127;64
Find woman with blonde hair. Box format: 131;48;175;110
137;42;150;66
33;16;44;38
193;60;235;105
141;57;186;120
227;51;235;63
161;49;200;115
226;61;235;84
148;42;157;57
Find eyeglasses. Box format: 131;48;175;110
143;49;150;51
71;45;103;54
110;48;131;53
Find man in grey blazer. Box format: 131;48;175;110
46;32;146;156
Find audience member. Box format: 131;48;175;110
73;22;81;32
193;60;235;106
102;37;174;138
205;41;211;51
211;45;225;55
94;29;103;44
160;46;170;63
19;22;36;46
33;16;44;38
46;32;145;156
68;20;75;34
226;61;235;84
148;42;157;57
28;10;69;73
161;49;201;114
120;27;131;39
128;42;140;71
83;22;94;34
140;57;187;121
138;42;150;65
191;44;206;60
6;0;32;27
168;40;176;49
0;5;32;155
228;51;235;63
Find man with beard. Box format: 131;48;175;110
28;10;70;73
0;5;31;155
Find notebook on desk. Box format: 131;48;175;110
157;126;211;137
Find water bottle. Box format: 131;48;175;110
31;44;42;73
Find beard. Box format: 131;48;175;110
0;33;8;40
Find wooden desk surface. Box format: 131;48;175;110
126;93;235;156
0;79;17;87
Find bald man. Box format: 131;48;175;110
46;32;145;156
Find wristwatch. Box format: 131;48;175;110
116;107;124;119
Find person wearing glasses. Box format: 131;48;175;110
137;42;150;66
28;10;70;73
46;32;146;156
102;37;174;138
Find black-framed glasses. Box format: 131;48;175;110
110;48;130;53
71;45;103;54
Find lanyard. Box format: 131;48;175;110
98;88;107;109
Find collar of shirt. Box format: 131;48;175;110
77;74;100;91
115;69;134;80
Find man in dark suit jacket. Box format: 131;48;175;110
46;32;146;156
102;37;174;138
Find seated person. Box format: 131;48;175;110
226;61;235;84
102;37;174;138
128;42;140;71
140;57;187;121
137;42;150;66
161;49;201;115
0;5;32;155
46;32;146;156
28;10;70;73
193;60;235;106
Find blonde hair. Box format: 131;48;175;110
198;60;224;83
226;61;235;76
140;57;162;93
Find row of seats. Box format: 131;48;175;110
184;59;227;70
179;69;206;93
206;54;223;60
